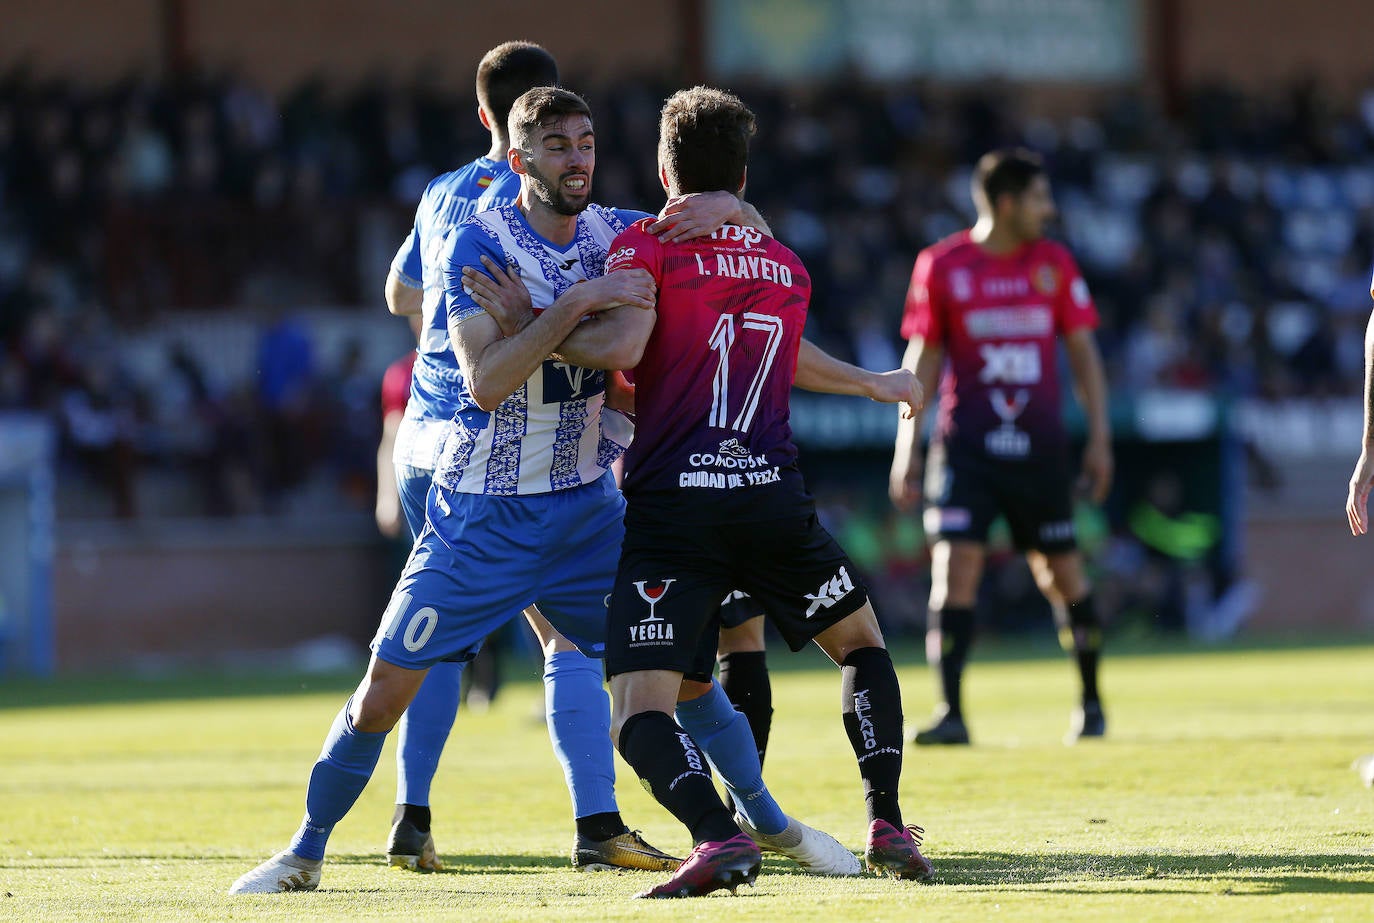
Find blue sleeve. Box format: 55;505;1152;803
391;187;429;288
439;224;508;328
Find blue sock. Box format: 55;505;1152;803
676;680;788;836
288;699;389;860
396;661;464;806
544;650;618;819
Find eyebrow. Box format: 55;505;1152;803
541;129;595;144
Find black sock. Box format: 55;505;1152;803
617;711;738;845
717;651;773;768
1064;595;1102;704
397;803;431;833
841;647;905;828
575;811;628;842
929;607;975;718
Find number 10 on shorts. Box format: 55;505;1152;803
378;590;439;653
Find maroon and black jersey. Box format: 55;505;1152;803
606;219;811;522
901;230;1098;461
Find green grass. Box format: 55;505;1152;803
2;638;1372;921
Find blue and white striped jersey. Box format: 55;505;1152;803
433;202;649;496
390;158;521;469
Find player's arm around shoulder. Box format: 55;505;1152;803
551;225;661;371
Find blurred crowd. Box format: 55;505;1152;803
3;66;1374;523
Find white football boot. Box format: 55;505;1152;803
228;850;323;894
734;813;862;876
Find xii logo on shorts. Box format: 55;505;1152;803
628;579;676;646
804;566;856;618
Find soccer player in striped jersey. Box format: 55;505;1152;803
229;84;774;896
600;87;935;898
379;40;677;876
891;149;1112;747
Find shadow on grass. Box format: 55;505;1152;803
934;851;1374;895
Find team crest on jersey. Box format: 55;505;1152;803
1032;263;1060;296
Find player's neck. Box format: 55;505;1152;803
517;192;578;246
969;218;1024;256
485;134;509;163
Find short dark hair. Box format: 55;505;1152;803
476;41;559;128
973;148;1045;211
657;86;756;195
508;86;593;151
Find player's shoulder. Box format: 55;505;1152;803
1027;236;1080;267
920;230;977;267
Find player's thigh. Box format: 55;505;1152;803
372;491;536;670
395;464;433;543
1001;462;1077;555
728;513;870;653
923;445;1000;550
718;593;767;654
604;524;730;682
533;473;627;657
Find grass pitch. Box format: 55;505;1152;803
2;637;1372;921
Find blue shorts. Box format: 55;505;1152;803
371;471;625;669
396;464;432;542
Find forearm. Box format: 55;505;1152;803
553;306;656;370
385;269;422;317
455;294;591;409
795;339;877;397
1067;335;1110;445
1363;310;1374;446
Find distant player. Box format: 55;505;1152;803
601;86;934;898
890;148;1112;746
1341;266;1374;789
379;41;675;874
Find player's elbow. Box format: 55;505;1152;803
468;378;508;413
384;271;421;316
605;340;646;372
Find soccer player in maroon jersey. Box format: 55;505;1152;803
890;148;1113;747
598;86;934;898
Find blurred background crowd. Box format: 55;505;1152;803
4;0;1373;670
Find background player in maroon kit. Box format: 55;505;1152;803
601;86;933;898
890;148;1113;746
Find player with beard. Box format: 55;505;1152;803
229;85;796;895
890;148;1112;747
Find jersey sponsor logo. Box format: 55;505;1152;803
987;388;1032;457
804;566;856;618
1032;263;1060;296
1040;519;1076;543
982;276;1030;298
710;224;763;246
541;360;603;403
633;579;675;622
606;246;635;272
717;437;750;459
965;306;1053;340
979;342;1042;384
629;579;676;645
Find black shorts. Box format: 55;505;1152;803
922;443;1077;553
606;506;869;681
718;590;766;630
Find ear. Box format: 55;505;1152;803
477;105;491;131
658;163;670;194
736;165;747;197
509;146;527;176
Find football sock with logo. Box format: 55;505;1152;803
841;647;905;828
676;680;788;836
929;606;975;718
618;710;739;845
395;660;463;807
717;651;773;767
289;698;389;861
1059;595;1102;704
544;650;619;820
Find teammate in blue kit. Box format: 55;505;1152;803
378;40;675;875
228;82;788;895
